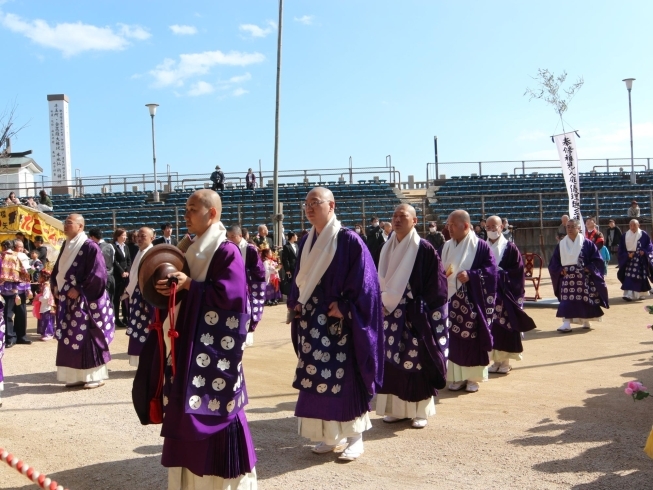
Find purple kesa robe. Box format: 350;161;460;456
448;239;498;368
288;229;384;422
617;231;653;293
126;285;156;358
161;241;256;479
549;238;609;319
243;243;266;331
490;241;536;355
377;239;449;402
0;304;5;399
52;240;115;377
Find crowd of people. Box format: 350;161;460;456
1;185;653;489
3;190;53;212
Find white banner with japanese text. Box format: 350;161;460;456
555;132;584;233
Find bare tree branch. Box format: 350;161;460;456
524;68;584;119
0;99;29;159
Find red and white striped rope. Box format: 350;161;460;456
0;447;68;490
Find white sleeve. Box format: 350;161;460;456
40;287;52;313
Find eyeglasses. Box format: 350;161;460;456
302;199;332;210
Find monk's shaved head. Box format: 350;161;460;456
307;186;334;203
395;203;416;218
486;215;502;228
68;214;85;226
191;189;222;214
139;226;155;238
449;210;471;226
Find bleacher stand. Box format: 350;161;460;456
41;182;404;241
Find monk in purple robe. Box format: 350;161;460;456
549;218;609;333
125;227;156;367
227;224;266;345
618;219;653;301
287;187;384;461
155;190;257;488
51;214;115;389
485;216;536;374
441;210;498;393
375;204;448;429
0;304;5;407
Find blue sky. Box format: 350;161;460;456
1;0;652;183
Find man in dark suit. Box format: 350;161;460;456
281;231;299;295
153;222;178;246
366;216;385;258
112;228;131;327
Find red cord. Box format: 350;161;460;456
148;309;165;399
167;282;179;376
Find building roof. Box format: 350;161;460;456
0;155;43;174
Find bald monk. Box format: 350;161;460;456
287;187;384;461
375;204;449;428
227;224;266;345
51;214;115;389
125;227;156;367
154;190;257;488
440;210;498;393
485;216;536;374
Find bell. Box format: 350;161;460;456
138;244;188;309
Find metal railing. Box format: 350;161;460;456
0;165;403;199
54;194;432;240
426;157;653;182
428;189;653;229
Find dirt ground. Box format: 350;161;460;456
2;270;653;489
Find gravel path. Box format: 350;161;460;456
2;272;653;489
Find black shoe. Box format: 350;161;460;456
115;320;126;328
5;341;16;348
16;338;32;345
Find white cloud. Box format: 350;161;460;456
239;20;276;38
169;24;197;36
118;23;151;40
228;72;251;84
149;50;264;87
294;15;314;25
0;11;150;57
232;88;248;97
188;81;214;96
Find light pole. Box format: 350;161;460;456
272;0;283;249
623;78;636;184
145;103;160;202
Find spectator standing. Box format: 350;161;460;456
628;200;641;218
210;165;225;192
126;230;139;261
478;219;488;240
425;221;445;254
605;219;623;255
153;222;178;246
253;224;273;249
89;228;116;306
281;231;299;295
502;218;513;242
0;239;32;347
366;217;384;257
246;168;257;190
33;236;48;264
585;218;605;250
382;222;393;241
557;215;569;241
112;228;131;327
353;223;367;245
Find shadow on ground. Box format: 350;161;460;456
510;355;653;489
